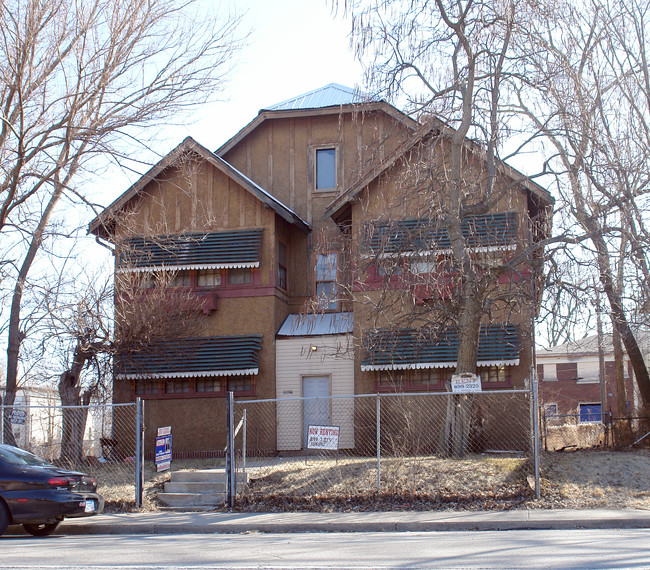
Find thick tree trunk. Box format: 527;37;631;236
57;338;93;465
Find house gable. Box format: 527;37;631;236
88;137;309;241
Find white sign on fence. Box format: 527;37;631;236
451;373;482;393
307;425;340;450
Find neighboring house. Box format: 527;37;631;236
1;385;109;459
537;333;647;422
88;83;553;455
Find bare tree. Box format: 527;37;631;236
337;1;551;454
1;0;244;443
513;0;650;416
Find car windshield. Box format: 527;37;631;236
0;445;54;467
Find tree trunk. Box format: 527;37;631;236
5;179;68;446
57;337;93;465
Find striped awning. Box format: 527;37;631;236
117;230;263;272
361;325;520;371
362;212;517;255
115;336;263;379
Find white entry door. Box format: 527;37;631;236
302;376;330;448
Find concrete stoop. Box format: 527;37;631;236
157;469;248;509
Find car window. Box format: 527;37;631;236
0;445;54;467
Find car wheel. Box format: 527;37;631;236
0;501;9;536
22;522;60;537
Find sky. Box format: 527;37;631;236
90;1;363;207
81;0;364;265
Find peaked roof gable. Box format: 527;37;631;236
325;120;554;222
216;84;419;157
88;137;310;239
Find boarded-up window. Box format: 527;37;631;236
556;362;578;381
537;364;544;381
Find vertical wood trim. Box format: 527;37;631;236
190;169;198;230
307;118;313;224
207;168;214;226
175;188;181;231
246;140;252;178
338;119;345;192
268;122;274;191
290;118;295;210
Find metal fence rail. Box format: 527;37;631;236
230;387;537;508
1;402;141;505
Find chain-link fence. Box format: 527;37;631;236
1;402;140;505
541;411;650;451
230;388;537;509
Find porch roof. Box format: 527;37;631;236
277;312;353;337
115;336;263;379
361;325;520;371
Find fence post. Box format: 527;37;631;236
226;391;235;508
242;408;247;478
376;393;381;494
135;398;144;508
531;372;540;500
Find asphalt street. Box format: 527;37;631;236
2;529;650;568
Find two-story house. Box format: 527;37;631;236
89;84;553;455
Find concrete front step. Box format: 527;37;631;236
157;492;225;507
158;469;249;509
170;469;249;483
164;481;247;493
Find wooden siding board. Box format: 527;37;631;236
276;334;354;450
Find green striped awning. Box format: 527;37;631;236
115;336;263;379
362;212;517;255
117;229;263;272
361;325;520;371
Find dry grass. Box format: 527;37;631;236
102;449;650;512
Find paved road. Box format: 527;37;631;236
2;529;650;568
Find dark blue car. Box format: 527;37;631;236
0;444;104;536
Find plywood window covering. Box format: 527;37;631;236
315;148;336;190
316;252;338;310
556;362;578;382
537;363;545;381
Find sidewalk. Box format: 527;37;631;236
8;509;650;536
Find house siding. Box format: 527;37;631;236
276;334;355;450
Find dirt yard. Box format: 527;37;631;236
130;448;650;513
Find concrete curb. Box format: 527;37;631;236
6;509;648;536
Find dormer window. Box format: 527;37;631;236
315;147;336;190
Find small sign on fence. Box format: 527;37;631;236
307;425;340;450
10;408;27;425
155;426;172;472
451;373;482;393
